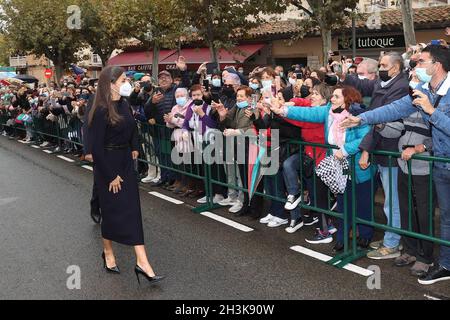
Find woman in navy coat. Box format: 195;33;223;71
88;66;164;284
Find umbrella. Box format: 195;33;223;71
14;74;38;83
70;64;86;75
247;140;267;202
0;72;17;79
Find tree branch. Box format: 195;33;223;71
291;0;313;17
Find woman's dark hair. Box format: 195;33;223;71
422;45;450;72
88;66;124;127
334;85;362;110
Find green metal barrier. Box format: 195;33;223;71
2;113;450;270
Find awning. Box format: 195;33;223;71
107;49;177;67
161;44;266;64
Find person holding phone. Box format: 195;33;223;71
144;56;191;188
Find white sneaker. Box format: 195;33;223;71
284;194;302;211
267;217;289;228
259;214;274;224
197;196;207;204
213;194;225;204
285;219;304;234
141;175;155;183
151;177;161;183
40;141;50;147
229;201;243;213
218;197;238;207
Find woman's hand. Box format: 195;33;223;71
193;105;205;117
359;150;370;170
335;150;345;160
223;129;241;137
244;109;254;119
163;113;173;123
148;118;156;125
132;151;139;160
109;175;124;194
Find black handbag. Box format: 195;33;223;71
301;153;314;179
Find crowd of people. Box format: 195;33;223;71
1;40;449;285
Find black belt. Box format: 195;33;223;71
105;144;129;150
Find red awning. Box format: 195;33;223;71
160;44;266;64
107;49;177;67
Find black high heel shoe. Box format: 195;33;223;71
134;265;165;285
102;252;120;274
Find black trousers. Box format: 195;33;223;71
398;170;435;264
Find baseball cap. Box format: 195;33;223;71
158;70;172;78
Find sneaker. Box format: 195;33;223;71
141;175;155;183
267;217;289;228
284;194;302;211
151;177;161;183
197;196;207;204
305;229;333;244
40;141;50;147
418;265;450;285
328;224;337;235
410;261;434;277
394;253;417;267
367;245;401;260
218;197;238;207
259;214;274;224
370;240;403;251
229;201;243;214
213;194;225;204
303;215;319;226
285;219;304;234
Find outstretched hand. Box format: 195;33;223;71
340;115;362;129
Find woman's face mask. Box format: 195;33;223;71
119;81;133;97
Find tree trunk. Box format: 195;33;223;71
320;27;332;67
209;41;218;65
152;44;160;81
400;0;416;48
54;51;64;87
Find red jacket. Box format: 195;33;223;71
285;98;326;166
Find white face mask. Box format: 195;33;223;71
358;75;367;80
119;81;133;97
289;78;296;86
409;80;419;89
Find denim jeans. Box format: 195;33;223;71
434;167;450;270
378;165;401;248
265;169;299;220
282;153;300;195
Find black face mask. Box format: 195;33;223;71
409;60;417;69
193;99;204;106
300;85;310;98
379;70;392;82
222;86;235;98
332;105;345;114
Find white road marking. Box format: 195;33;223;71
43;150;53;154
82;165;93;171
148;191;184;205
17;140;27;144
57;155;75;163
200;211;254;233
290;245;374;277
0;197;19;206
31;145;40;149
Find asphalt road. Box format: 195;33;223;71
0;136;449;300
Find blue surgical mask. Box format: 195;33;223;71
176;97;187;106
415;67;432;83
236;101;249;109
250;83;259;90
212;79;222;88
261;80;273;89
409;81;419;89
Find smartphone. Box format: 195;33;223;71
295;72;303;79
211;92;221;104
430;40;440;45
409;86;420;99
203;79;210;91
251;94;259;109
154;86;163;94
206;62;219;75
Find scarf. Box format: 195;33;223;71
329;107;350;147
